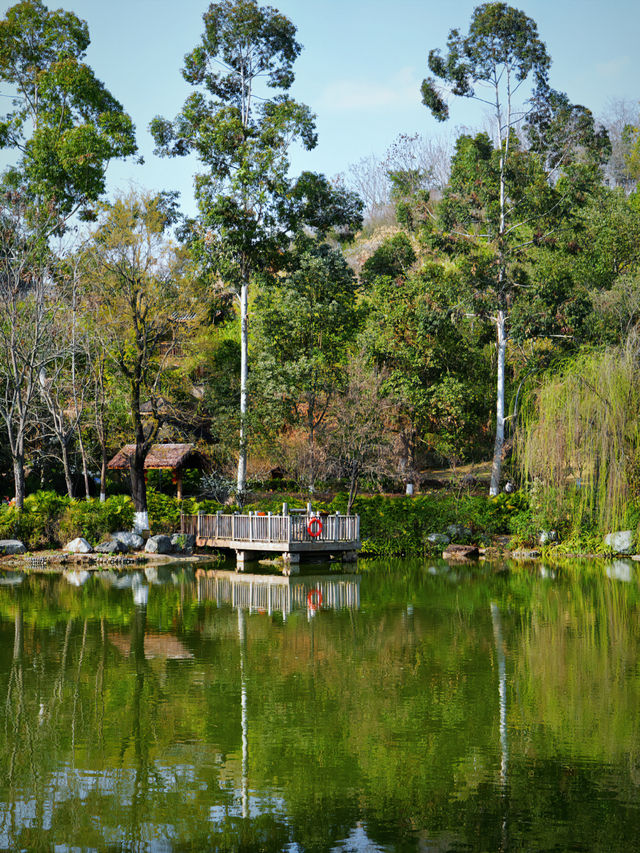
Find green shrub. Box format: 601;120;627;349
55;495;134;545
4;491;71;550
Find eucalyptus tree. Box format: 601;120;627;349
151;0;361;499
421;2;609;494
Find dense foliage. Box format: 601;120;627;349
0;0;639;551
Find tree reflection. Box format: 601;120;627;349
0;564;639;850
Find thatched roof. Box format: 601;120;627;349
107;443;210;472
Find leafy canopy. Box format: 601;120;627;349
150;0;361;286
0;0;137;218
421;2;550;121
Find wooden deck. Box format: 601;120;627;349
182;511;360;573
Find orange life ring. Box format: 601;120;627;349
307;588;323;610
307;517;323;538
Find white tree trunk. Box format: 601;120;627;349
236;279;249;498
490;310;507;496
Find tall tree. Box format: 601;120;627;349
151;0;361;500
0;192;53;508
86;191;185;530
0;0;137;506
421;1;608;494
0;0;137;220
252;237;361;490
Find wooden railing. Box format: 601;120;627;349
183;512;360;545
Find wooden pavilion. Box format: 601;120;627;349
107;443;210;499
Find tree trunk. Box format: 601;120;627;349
490;310;507;496
61;440;75;499
130;447;147;514
347;460;359;516
308;404;316;493
77;428;91;500
12;454;25;510
99;452;107;503
236;278;249;499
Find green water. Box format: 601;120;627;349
1;558;640;852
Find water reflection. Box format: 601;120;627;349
196;569;361;617
1;560;640;850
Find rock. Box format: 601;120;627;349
64;537;93;554
604;530;634;555
446;524;472;541
144;534;173;554
511;549;541;559
442;543;479;560
64;570;91;586
111;573;134;589
0;539;26;555
170;532;195;554
0;571;24;585
426;532;450;547
95;539;127;554
112;531;145;551
606;560;634;583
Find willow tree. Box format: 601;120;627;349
519;338;640;535
421;2;608;494
151;0;361;500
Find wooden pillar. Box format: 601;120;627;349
176;471;183;501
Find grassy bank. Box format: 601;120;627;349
0;488;528;555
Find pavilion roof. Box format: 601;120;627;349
107;443;209;472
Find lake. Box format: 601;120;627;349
1;557;640;851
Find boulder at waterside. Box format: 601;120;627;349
443;544;479;560
95;539;128;554
539;529;558;546
64;537;93;554
145;534;172;554
426;532;450;547
604;530;634;554
112;531;145;551
446;524;472;542
0;539;26;555
171;533;195;554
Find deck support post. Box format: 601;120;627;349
341;550;358;572
235;550;258;572
282;552;300;576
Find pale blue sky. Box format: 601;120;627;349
2;0;639;216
